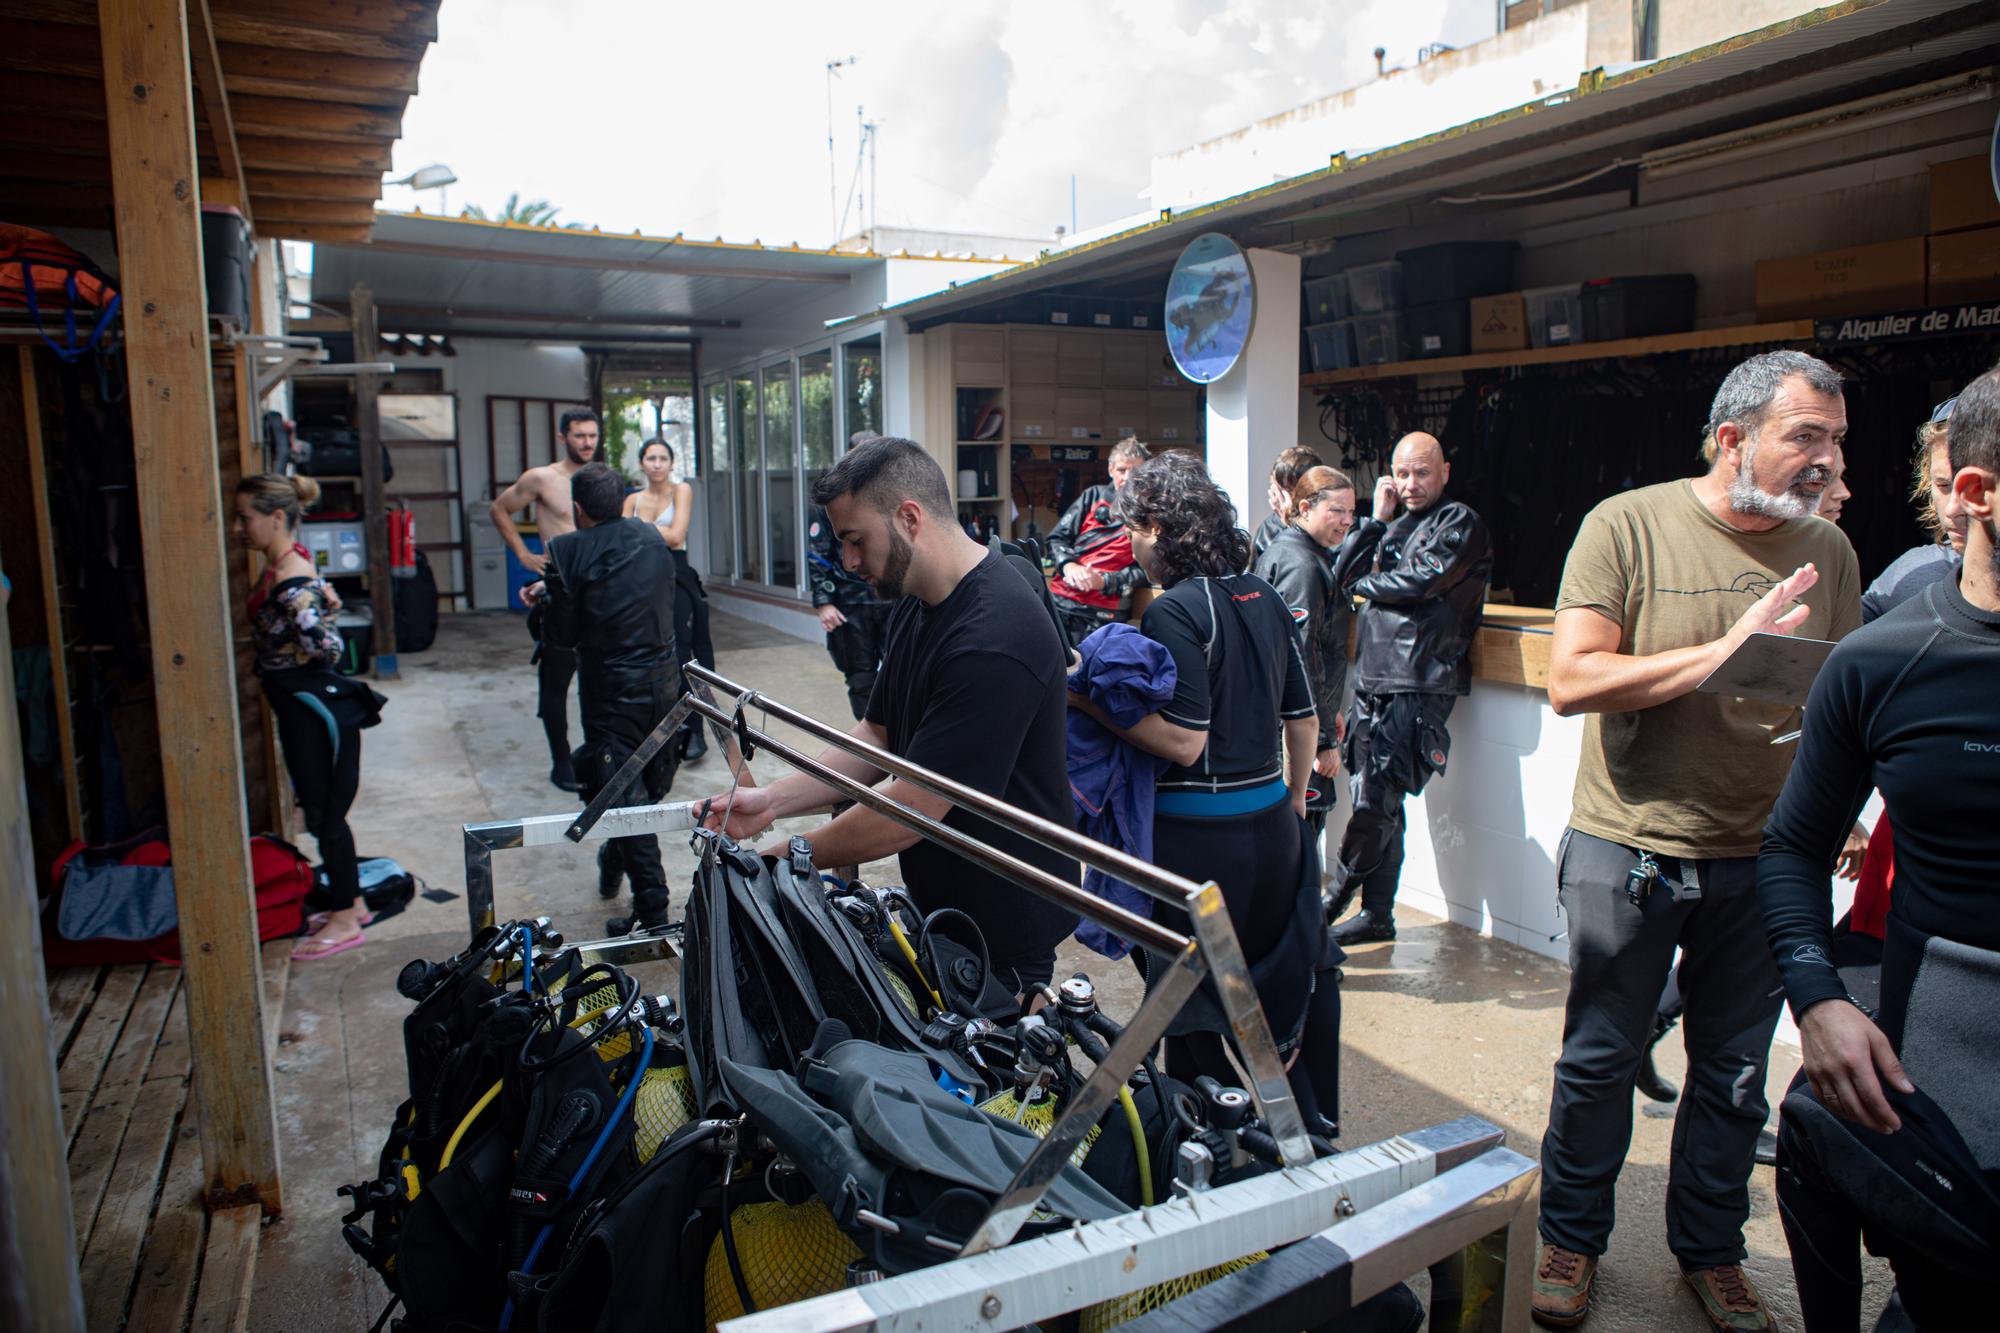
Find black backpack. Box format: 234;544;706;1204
394;550;440;653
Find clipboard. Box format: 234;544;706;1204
1695;632;1837;707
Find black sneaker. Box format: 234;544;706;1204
680;719;709;762
550;761;579;793
604;914;669;937
1636;1014;1679;1103
1330;911;1396;945
597;844;624;900
1753;1126;1778;1168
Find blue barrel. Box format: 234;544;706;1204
504;535;546;612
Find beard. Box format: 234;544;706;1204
1728;442;1830;521
564;440;595;466
873;528;913;599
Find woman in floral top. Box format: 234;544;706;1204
234;474;381;960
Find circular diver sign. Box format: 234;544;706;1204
1164;232;1256;384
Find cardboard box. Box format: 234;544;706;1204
1469;292;1528;352
1755;237;1927;320
1929;226;2000;304
1930;155;2000;236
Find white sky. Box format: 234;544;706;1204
386;0;1496;247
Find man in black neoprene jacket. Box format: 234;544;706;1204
1046;437;1151;649
1759;363;2000;1332
531;463;681;935
1328;432;1491;944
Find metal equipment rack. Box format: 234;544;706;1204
461;667;1539;1328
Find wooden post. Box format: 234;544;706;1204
100;0;282;1215
19;347;84;841
352;284;399;679
0;577;86;1333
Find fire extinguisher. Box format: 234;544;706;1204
387;506;417;577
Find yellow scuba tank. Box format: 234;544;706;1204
701;1198;864;1328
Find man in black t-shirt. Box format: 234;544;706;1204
700;436;1079;994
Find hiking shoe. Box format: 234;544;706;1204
680;718;709;762
1682;1265;1772;1331
1753;1126;1778;1167
1531;1244;1596;1328
550;761;579;793
1636;1014;1679;1103
1331;911;1396;945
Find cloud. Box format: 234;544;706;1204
386;0;1496;246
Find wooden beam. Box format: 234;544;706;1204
210;8;433;60
19;347;84;840
254;219;374;242
244;195;375;225
0;70;109;120
211;0;438;46
0;112;108;156
229;92;400;142
0;444;86;1330
99;0;281;1216
235;132;392;174
351;284;398;678
185;0;245;196
216;41;419;102
0;17;101;79
241;167;379;199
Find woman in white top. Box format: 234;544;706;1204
622;438;713;758
623;438;693;547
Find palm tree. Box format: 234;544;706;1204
461;192;562;226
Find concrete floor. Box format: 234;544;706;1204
250;609;1888;1331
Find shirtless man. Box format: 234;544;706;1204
489;409;599;790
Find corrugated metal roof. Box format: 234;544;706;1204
879;0;1999;328
309;210;1015;339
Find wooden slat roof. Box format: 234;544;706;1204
0;0;439;242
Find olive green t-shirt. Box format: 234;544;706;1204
1558;480;1861;859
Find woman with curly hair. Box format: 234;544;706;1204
1068;450;1333;1126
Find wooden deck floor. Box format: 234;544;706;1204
52;942;292;1333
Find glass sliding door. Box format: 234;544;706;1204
799;349;835;563
762;361;798;591
731;373;762;584
704;381;732;576
843;334;883;443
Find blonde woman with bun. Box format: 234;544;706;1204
233;473;385;961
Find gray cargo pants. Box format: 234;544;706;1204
1538;828;1783;1269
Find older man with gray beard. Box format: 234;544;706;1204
1530;351;1861;1331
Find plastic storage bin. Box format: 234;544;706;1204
1523;284;1584;347
1342;260;1404;314
1348;312;1407;365
1304;322;1356;372
1580;275;1697;341
1395;241;1519;306
1302;274;1351;325
1406;300;1471;359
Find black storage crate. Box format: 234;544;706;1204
1305;321;1356;372
1302;274;1351;325
1580;275;1696;341
1395;241;1519;306
1343;260;1404;314
1406;300;1471;359
201;206;251;325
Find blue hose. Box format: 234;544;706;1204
518;926;538;992
498;1021;654;1330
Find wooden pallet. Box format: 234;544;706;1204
53;941;292;1333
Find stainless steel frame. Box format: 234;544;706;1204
719;1117;1538;1333
460;664;1315;1253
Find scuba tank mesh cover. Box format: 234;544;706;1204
702;1199;865;1326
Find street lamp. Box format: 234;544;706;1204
389;163;458;214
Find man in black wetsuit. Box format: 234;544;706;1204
1047;437;1151;649
807;431;894;719
700;436;1078;997
527;463;680;935
1760;364;2000;1332
1327;432;1491;945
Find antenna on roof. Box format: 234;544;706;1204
825;56;857;246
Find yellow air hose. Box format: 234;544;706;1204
1116;1085;1153;1207
885;918;944;1011
439;1079;503;1171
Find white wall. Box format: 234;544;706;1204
391;338;589;509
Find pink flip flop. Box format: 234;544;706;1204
293;929;366;962
307;908;375;933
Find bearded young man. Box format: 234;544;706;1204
1532;350;1861;1331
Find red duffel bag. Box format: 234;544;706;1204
41;827;314;967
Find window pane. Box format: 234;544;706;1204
763;362;797;590
800;350;835;564
732;374;761;584
705;381;732;575
844;335;883;443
